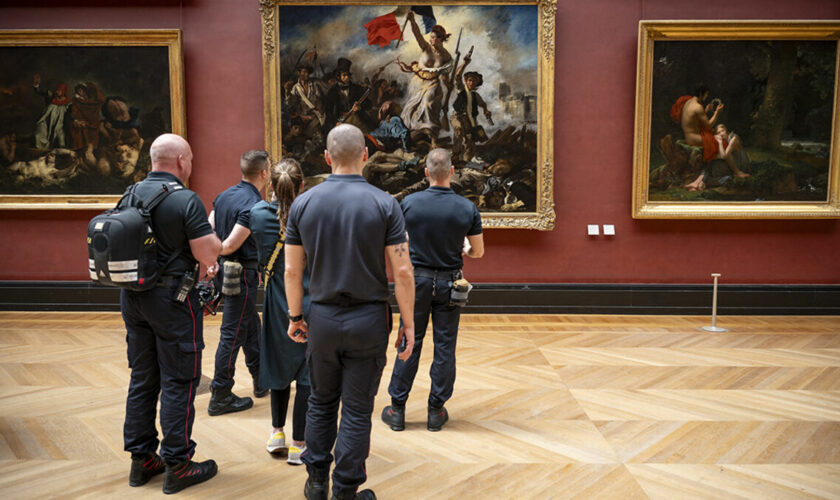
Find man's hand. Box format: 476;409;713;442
396;323;415;361
715;103;725;112
206;262;219;278
288;319;309;343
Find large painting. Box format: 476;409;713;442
0;30;185;210
632;21;840;218
261;0;556;230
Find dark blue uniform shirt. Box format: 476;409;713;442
286;174;406;303
134;171;213;276
212;180;262;262
401;186;482;270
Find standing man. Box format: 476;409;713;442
121;133;221;493
381;148;484;432
207;150;270;416
284;124;415;500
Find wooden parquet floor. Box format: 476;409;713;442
0;312;839;499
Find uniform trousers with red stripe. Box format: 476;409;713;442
211;267;261;391
121;284;203;464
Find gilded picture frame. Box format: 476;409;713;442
632;21;840;219
260;0;556;230
0;30;186;210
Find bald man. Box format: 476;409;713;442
120;134;221;494
284;124;415;500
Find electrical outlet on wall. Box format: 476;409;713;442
603;224;615;236
587;224;599;235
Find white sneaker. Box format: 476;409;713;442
266;431;286;453
287;445;306;465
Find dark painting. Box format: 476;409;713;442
648;40;837;203
0;46;172;196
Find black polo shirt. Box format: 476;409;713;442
401;186;482;270
133;171;213;276
286;174;406;303
212;180;262;262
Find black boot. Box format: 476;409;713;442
304;468;329;500
129;453;165;486
208;386;253;416
331;489;377;500
380;404;405;431
253;375;269;398
427;405;449;431
162;459;218;494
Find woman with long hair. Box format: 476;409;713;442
248;158;310;464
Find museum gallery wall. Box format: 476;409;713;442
0;0;838;285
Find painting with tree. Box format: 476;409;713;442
632;21;840;219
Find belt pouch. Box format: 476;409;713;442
221;261;243;296
449;277;472;307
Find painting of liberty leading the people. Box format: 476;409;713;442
278;4;540;212
0;45;173;196
649;40;838;202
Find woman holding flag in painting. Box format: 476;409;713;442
394;8;453;149
362;6;457;149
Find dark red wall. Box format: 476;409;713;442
2;0;839;284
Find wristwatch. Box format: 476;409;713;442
288;312;304;322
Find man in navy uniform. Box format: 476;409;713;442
284;124;415;500
120;133;221;493
381;148;484;432
207;150;270;416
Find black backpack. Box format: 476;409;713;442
87;180;183;291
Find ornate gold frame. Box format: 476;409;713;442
0;30;186;210
632;21;840;219
260;0;556;230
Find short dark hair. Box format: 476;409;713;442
240;149;269;177
695;85;710;98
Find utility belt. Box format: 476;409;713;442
414;266;462;281
219;257;258;296
315;296;385;308
414;266;472;307
155;264;198;303
221;257;259;270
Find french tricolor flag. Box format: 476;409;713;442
363;6;437;48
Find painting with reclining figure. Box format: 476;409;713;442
262;0;556;230
0;30;185;210
633;21;840;219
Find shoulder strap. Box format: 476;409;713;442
142;181;182;212
263;226;286;281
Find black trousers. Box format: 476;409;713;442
388;276;460;408
121;284;203;464
302;301;390;495
211;267;260;391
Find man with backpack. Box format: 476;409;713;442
119;134;222;493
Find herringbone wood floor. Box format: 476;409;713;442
0;312;839;499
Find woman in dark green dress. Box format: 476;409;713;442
249;158;311;465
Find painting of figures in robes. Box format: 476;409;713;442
632;21;840;219
262;1;556;230
0;30;185;210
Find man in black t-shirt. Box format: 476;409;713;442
120;134;221;494
284;124;415;500
206;150;270;416
382;148;484;433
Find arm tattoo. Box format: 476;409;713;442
394;242;407;257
